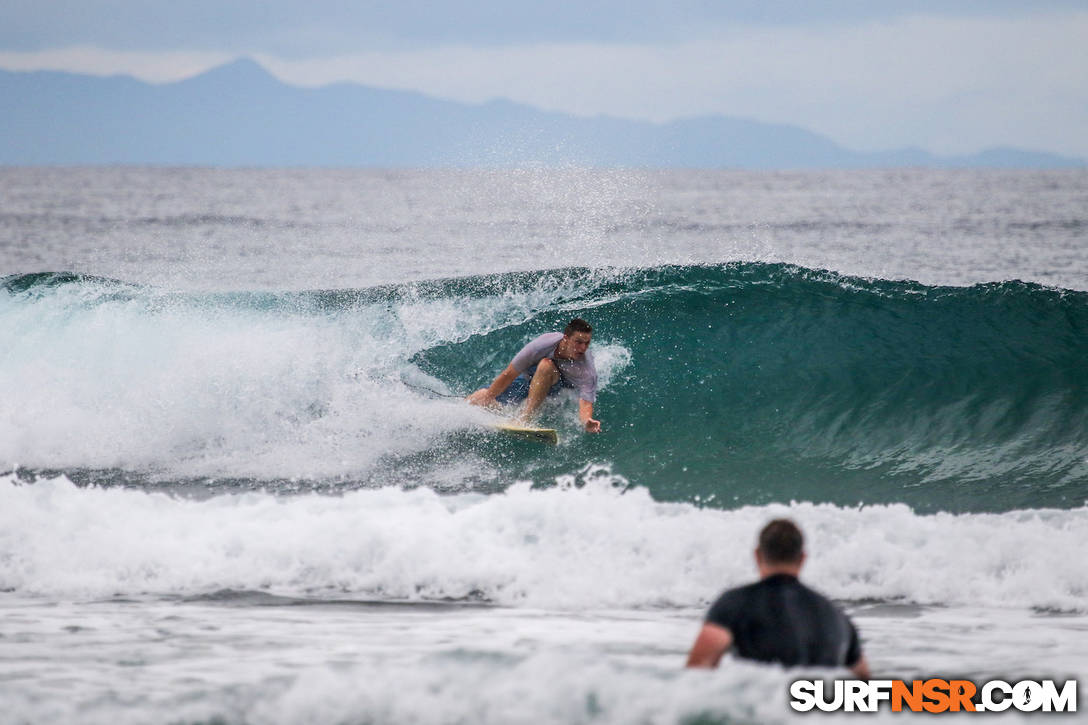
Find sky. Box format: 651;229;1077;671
2;1;1087;159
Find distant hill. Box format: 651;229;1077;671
1;58;1083;169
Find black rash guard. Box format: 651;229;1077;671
705;573;862;668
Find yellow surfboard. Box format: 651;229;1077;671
492;421;559;445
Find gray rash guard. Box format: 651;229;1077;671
509;332;598;403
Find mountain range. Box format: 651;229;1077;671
1;58;1083;168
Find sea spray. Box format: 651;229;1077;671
2;473;1085;611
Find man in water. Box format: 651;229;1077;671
686;518;870;677
466;318;601;433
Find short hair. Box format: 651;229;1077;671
757;519;804;564
563;318;593;336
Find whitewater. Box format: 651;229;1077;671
1;167;1086;724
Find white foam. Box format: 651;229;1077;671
0;279;631;480
242;654;810;725
2;472;1085;611
0;649;900;725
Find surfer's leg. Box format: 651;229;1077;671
494;375;531;405
521;359;559;421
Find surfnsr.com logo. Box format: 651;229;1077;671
790;679;1078;713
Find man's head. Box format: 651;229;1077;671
755;518;806;578
558;318;593;360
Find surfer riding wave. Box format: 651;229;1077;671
466;318;602;433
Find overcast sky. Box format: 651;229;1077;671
3;1;1086;158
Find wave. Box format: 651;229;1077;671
416;264;1088;512
2;473;1086;612
2;264;1086;513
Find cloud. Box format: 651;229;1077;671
3;1;1086;53
2;11;1086;158
255;12;1088;157
0;46;231;82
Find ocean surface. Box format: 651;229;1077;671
1;167;1086;723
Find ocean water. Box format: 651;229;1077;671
1;167;1087;723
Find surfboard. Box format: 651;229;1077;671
492;420;559;445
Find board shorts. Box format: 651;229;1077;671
495;363;567;404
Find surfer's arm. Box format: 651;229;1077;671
849;654;871;679
685;622;732;668
466;364;520;406
579;399;601;433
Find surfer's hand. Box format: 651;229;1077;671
584;418;601;434
466;388;494;407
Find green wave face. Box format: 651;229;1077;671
5;264;1087;513
413;264;1088;512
